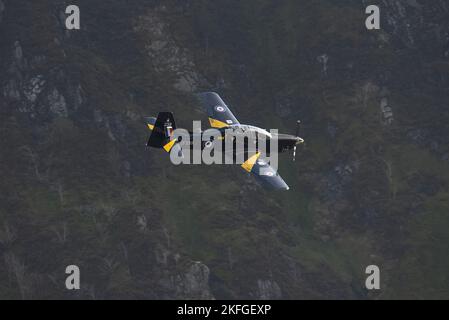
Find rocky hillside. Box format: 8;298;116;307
0;0;448;299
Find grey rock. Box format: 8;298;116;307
14;41;23;63
317;54;329;75
155;245;170;266
174;72;199;92
175;262;214;299
48;88;68;117
136;214;147;232
76;85;83;101
379;0;449;49
23;75;46;103
359;82;379;109
72;84;84;109
256;279;282;300
134;10;199;92
380;97;394;125
407;128;427;145
105;121;116;141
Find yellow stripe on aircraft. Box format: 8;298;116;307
209;118;230;129
241;152;261;173
163;139;177;152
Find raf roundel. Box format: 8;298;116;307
215;105;226;112
205;141;213;148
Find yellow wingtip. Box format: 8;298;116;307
241;152;261;173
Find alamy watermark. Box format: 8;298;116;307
365;265;380;290
65;265;80;290
166;121;279;173
365;5;380;30
65;5;80;30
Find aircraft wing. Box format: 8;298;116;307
241;152;290;190
197;92;240;128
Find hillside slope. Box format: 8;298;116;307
1;0;448;299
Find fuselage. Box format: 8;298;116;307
176;124;303;157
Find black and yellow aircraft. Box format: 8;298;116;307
145;92;304;190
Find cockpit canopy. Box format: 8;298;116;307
226;124;273;138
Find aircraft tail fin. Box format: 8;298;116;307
146;112;177;151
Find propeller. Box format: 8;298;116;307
293;120;301;162
295;120;301;137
